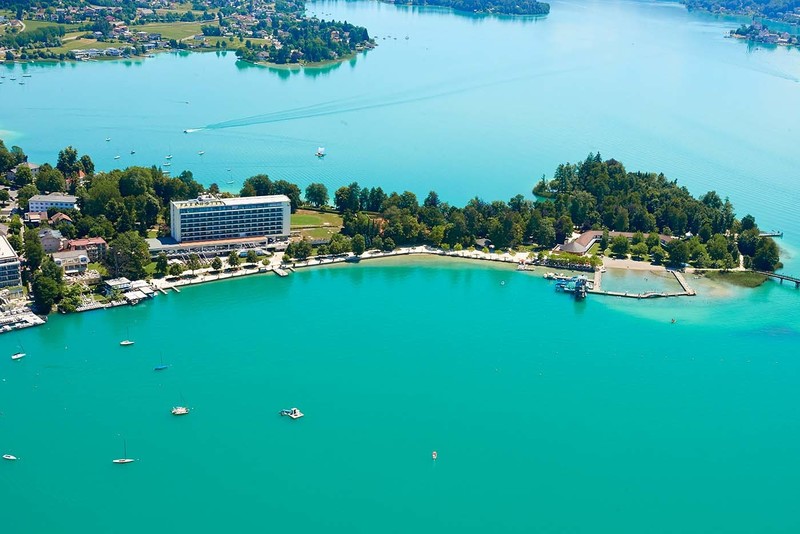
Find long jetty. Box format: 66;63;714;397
755;270;800;288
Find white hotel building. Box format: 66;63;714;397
0;235;22;288
169;195;291;243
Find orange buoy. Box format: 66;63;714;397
432;451;438;461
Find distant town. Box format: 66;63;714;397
729;20;799;47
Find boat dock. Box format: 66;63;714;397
171;286;181;293
274;268;289;277
758;231;783;238
756;270;800;288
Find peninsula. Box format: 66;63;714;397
0;139;784;322
385;0;550;16
0;0;373;66
682;0;800;24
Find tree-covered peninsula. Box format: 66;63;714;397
1;139;783;313
386;0;550;16
0;0;373;65
682;0;800;22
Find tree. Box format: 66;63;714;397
169;263;184;277
610;235;630;257
227;250;241;269
383;237;396;251
40;257;63;285
24;228;44;271
753;238;781;272
630;242;648;259
13;164;33;187
211;257;222;271
31;273;60;314
246;250;258;265
56;146;82;176
352;234;366;256
0;189;9;206
305;182;329;207
80;154;95;175
293;239;312;260
107;231;149;279
651;245;667;265
17;184;39;211
666;239;689;268
155;252;169;277
646;231;661;250
599;228;609;251
187;253;201;275
35;164;66;193
740;214;756;231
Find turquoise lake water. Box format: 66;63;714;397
2;1;800;531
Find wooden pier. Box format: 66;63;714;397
274;268;289;277
586;269;695;299
755;270;800;288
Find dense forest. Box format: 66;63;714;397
682;0;800;20
1;140;783;312
392;0;550;15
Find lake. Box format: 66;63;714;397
1;1;800;532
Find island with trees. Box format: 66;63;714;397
385;0;550;16
0;136;785;315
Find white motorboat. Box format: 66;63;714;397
171;406;189;416
11;352;25;360
120;340;134;346
315;147;326;158
3;454;18;461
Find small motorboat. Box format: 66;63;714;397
3;454;18;461
432;451;437;461
120;340;134;346
171;406;189;416
280;408;304;419
130;150;136;155
114;155;121;160
198;151;205;155
11;352;25;360
106;137;111;141
315;147;326;158
165;155;173;159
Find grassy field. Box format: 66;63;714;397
291;209;343;228
703;270;768;288
133;22;207;41
48;38;121;54
21;19;81;33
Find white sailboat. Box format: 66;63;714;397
112;438;135;464
120;328;134;346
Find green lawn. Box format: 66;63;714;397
133;22;207;41
88;262;109;277
291;209;343;228
22;19;80;33
300;227;340;240
48;38;121;54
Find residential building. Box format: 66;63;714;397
49;212;74;226
169;194;291;243
52;250;90;275
6;162;40;182
38;228;67;253
68;237;108;262
0;235;22;288
28;193;78;213
24;211;49;226
104;277;132;296
554;230;675;256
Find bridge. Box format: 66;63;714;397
755;271;800;288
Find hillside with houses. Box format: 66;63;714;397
0;0;374;65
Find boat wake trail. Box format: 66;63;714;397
201;66;584;131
